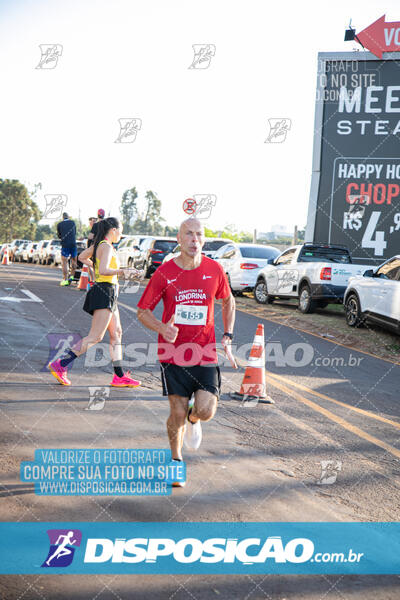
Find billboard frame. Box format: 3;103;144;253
305;50;400;245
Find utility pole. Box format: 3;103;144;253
253;229;257;243
293;225;298;245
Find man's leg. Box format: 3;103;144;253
70;256;77;279
167;394;189;460
61;255;68;280
190;389;218;424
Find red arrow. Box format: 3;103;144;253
357;15;400;59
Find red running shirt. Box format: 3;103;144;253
137;256;231;365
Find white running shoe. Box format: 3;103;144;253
183;396;202;450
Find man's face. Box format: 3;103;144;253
89;218;95;227
177;220;205;257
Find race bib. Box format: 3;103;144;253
175;304;208;325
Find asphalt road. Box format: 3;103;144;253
0;263;399;599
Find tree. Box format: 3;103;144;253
120;187;138;235
143;191;165;235
35;224;53;240
0;179;40;241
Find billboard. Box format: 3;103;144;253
306;51;400;264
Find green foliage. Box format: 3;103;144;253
120;187;138;235
203;226;252;243
0;179;40;241
35;224;53;240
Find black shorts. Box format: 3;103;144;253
160;362;221;398
83;282;118;316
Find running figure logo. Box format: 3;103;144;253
115;118;142;143
193;194;217;219
41;529;82;568
43;194;68;219
188;44;216;69
36;44;63;69
42;333;82;372
86;386;110;411
317;460;342;485
265;118;291;143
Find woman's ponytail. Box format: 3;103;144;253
92;217;120;265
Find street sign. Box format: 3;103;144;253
305;51;400;264
357;15;400;59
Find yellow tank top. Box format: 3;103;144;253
95;240;119;284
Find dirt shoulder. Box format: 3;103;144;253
230;292;400;364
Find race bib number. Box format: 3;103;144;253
175;304;208;325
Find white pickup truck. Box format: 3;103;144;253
253;243;371;313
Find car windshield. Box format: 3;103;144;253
203;240;230;251
298;246;351;263
240;246;280;259
154;240;177;252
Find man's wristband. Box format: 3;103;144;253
223;332;233;340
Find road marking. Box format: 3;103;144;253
118;301;137;314
267;376;400;460
0;289;43;303
267;371;400;431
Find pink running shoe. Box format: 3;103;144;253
110;371;141;388
47;359;71;386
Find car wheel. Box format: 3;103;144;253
144;262;152;278
345;293;364;328
298;284;317;314
254;279;274;304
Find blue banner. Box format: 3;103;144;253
0;522;399;574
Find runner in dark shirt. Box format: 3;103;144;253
56;212;77;286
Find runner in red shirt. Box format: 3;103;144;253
137;218;236;486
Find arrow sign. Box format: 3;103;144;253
357;15;400;58
0;289;43;303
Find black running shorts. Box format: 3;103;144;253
160;362;221;398
83;282;118;315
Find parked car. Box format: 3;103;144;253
9;239;30;261
163;238;235;264
117;235;145;268
23;242;39;263
253;243;371;313
135;237;177;276
14;242;29;262
38;240;50;264
344;255;400;334
44;239;62;265
32;241;46;264
213;243;280;293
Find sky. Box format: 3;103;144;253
0;0;397;235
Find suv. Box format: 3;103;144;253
9;239;30;261
139;237;178;276
15;242;30;262
44;239;61;265
344;255;400;334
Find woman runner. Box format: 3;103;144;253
47;216;141;388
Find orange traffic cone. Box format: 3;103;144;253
1;247;9;265
231;324;274;404
78;265;89;290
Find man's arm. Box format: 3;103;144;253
56;222;61;239
137;308;178;343
221;293;235;336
